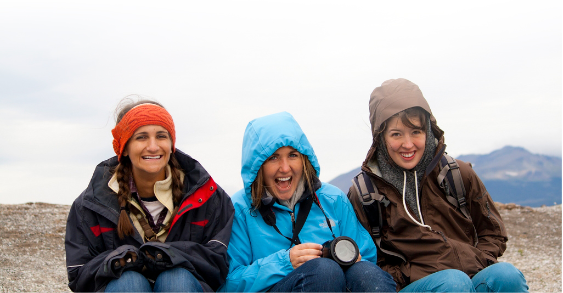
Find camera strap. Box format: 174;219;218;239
259;193;337;248
289;195;314;246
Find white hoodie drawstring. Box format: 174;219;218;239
402;170;432;230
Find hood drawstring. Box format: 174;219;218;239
402;170;431;230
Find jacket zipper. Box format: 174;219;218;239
167;177;211;237
486;201;504;234
290;212;295;234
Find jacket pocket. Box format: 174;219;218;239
448;237;488;276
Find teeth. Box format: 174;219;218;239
143;156;161;159
277;177;291;181
402;152;414;158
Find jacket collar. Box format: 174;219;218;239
82;149;210;222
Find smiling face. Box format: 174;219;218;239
262;146;304;201
384;115;426;170
123;125;172;181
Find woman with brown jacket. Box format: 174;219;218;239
348;78;528;292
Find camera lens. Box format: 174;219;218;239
321;236;359;268
334;239;356;262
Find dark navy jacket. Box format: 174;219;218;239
65;150;234;292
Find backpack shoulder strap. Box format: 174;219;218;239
352;171;406;262
437;153;478;246
437;154;469;217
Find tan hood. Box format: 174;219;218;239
369;78;434;136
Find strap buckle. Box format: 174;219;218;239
447;159;460;170
371;226;381;238
380;197;390;207
145;234;157;242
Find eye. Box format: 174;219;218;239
267;155;278;161
135;135;147;140
412;130;423;135
289;153;299;158
389;132;401;137
157;134;169;139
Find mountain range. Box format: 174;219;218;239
328;146;562;207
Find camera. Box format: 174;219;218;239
321;236;359;268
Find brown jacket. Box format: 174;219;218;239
349;78;508;291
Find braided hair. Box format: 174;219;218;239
112;98;184;239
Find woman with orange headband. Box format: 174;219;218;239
65;99;234;292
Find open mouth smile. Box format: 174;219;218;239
401;152;415;160
275;176;292;190
142;155;163;160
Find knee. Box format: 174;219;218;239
120;270;148;282
346;261;392;281
155;267;202;292
346;261;396;292
484;262;524;281
303;258;345;284
475;262;528;292
105;271;151;292
433;269;473;291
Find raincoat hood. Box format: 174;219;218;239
369;78;434;136
241;112;320;197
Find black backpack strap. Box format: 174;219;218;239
437;153;479;247
352;171;406;262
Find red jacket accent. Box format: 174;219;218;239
90;225;115;237
170;177;216;231
191;220;209;227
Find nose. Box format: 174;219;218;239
402;135;414;149
146;137;159;152
279;158;291;173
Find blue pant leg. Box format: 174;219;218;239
270;258;346;292
472;262;529;292
345;261;397;292
105;271;152;292
153;267;203;292
400;269;474;292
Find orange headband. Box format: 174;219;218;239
111;104;176;161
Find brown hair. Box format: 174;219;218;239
112;97;184;239
376;107;444;141
250;152;317;209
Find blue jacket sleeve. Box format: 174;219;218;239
219;208;294;292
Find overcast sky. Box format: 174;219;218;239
1;1;561;205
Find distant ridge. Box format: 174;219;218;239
328;146;562;207
457;146;561;181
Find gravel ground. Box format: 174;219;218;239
496;203;562;292
0;202;560;292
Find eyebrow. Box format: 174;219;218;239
133;130;169;136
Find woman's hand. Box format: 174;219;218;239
116;252;138;268
356;253;362;262
289;243;322;269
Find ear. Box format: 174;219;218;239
122;149;128;157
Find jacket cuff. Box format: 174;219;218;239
101;245;141;278
140;242;174;273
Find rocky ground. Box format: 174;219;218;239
0;202;560;292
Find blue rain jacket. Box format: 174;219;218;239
218;112;378;292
